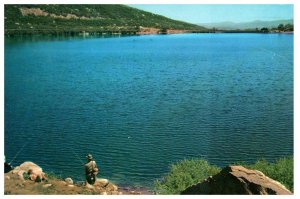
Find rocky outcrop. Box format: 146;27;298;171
12;161;45;181
181;166;292;195
5;162;124;195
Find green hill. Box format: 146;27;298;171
5;4;207;35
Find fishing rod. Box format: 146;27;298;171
71;148;85;166
8;131;88;172
8;131;46;165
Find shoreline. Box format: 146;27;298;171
4;29;293;37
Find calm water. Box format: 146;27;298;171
5;34;293;188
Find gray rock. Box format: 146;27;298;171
64;177;73;185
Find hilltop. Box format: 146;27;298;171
198;19;293;30
4;4;207;35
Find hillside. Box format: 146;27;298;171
4;4;207;35
199;19;293;30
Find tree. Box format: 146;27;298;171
278;24;285;31
260;27;269;33
284;23;293;31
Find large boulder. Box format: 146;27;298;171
11;162;45;182
17;162;43;173
181;165;292;195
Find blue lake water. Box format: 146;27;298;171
4;33;293;188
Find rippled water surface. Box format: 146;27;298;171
5;34;293;188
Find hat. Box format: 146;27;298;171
86;154;93;160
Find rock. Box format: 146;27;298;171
100;191;107;195
94;178;109;187
43;184;52;188
12;166;20;174
19;162;43;173
64;177;73;185
17;170;25;181
5;176;10;180
105;182;118;191
85;183;94;189
130;190;142;195
181;165;292;195
67;184;75;188
111;191;120;195
12;162;46;182
60;181;67;185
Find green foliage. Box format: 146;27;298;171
5;4;207;35
278;23;285;31
155;157;293;194
239;157;294;192
46;171;62;180
154;159;221;194
260;27;269;33
284;23;293;31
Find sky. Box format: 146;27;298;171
129;4;293;24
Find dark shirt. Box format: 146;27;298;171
4;162;14;173
85;160;97;175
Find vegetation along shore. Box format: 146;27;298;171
5;4;293;36
4;157;293;195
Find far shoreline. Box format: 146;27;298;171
4;29;294;38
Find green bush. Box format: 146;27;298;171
155;157;293;194
154;159;221;194
241;157;293;192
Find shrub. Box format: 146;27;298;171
154;159;221;194
155;156;293;194
242;157;293;192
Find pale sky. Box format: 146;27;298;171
129;4;293;24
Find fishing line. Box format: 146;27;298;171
71;147;85;165
8;131;45;165
9;141;29;165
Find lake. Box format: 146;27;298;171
4;33;293;188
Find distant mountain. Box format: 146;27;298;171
5;4;207;35
198;19;293;30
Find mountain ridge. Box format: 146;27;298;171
199;19;293;30
5;4;207;35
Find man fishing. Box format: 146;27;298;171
4;156;14;173
84;154;99;185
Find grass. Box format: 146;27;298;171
238;157;294;192
154;159;221;194
154;156;293;194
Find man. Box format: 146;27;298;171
84;154;99;185
4;156;14;173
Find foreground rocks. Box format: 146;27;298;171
181;165;292;195
4;161;127;195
